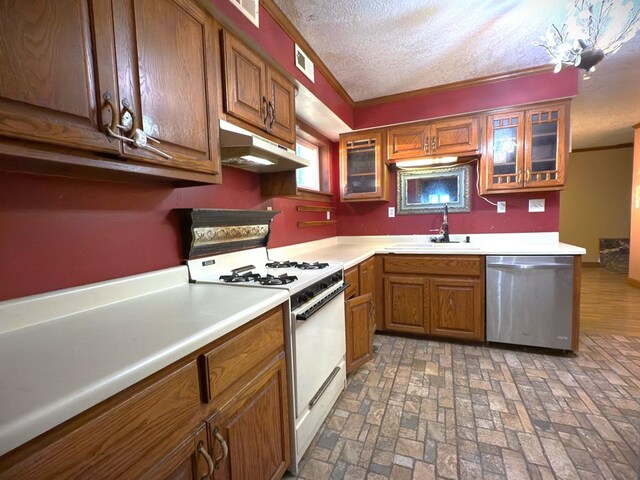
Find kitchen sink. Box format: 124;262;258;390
385;242;480;251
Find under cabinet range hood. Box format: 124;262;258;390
219;119;309;173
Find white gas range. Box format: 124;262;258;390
186;246;347;473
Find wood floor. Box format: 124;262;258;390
580;266;640;337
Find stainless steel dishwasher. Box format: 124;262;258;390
486;255;573;349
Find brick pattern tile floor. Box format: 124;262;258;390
287;333;640;479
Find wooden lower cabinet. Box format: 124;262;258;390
141;424;212;480
207;354;290;480
430;277;484;340
383;276;429;335
346;293;373;372
0;305;291;480
344;257;377;374
379;255;485;341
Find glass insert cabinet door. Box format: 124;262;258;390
340;131;386;201
525;105;566;188
485;111;525;191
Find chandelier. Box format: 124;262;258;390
533;0;640;79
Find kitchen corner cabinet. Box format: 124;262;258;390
480;102;568;194
222;31;296;145
380;255;485;341
344;257;376;373
0;305;291;480
339;130;389;202
0;0;222;183
386;116;479;161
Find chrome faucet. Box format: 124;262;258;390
440;204;450;243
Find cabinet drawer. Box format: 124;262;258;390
344;266;359;299
202;308;284;402
383;255;482;276
0;362;202;480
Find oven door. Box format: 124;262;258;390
292;287;346;416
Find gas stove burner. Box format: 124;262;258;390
256;273;298;285
219;272;260;283
296;261;329;270
265;260;298;269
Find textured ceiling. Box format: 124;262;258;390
275;0;640;149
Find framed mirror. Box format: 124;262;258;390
397;164;471;215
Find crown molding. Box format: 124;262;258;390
572;142;634;153
354;65;555;107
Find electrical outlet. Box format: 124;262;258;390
497;201;506;213
529;199;545;212
388;207;395;218
326;211;331;220
266;206;272;211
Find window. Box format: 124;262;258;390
296;137;320;191
294;120;332;200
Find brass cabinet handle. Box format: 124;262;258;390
262;96;269;127
212;426;229;470
525;169;531;182
516;169;522;183
424;138;430;152
119;98;136;136
269;100;275;129
432;137;437;151
197;440;214;480
101;92;125;142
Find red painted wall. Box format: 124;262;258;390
354;69;578;129
336;165;559;236
0;168;336;301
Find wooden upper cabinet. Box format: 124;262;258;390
340;130;388;202
113;0;220;174
222;30;266;129
0;0;119;154
266;67;296;144
430;116;479;155
387;124;430;160
386;116;479;161
481;102;568;194
221;30;296;145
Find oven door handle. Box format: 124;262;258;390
295;283;349;321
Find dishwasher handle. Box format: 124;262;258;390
486;262;572;270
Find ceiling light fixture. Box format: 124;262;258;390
534;0;640;79
395;157;458;169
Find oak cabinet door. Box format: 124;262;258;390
383;276;429;335
524;104;566;189
266;67;296;144
140;425;213;480
339;130;388;202
430;117;479;155
0;0;119;153
346;293;373;373
113;0;221;174
386;123;430;160
359;256;377;335
429;277;483;341
208;355;290;480
222;30;267;131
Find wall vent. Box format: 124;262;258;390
295;44;314;82
229;0;259;27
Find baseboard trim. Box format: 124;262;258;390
628;278;640;289
581;262;600;267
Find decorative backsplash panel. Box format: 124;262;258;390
175;209;279;259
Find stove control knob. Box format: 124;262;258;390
305;289;315;299
332;273;341;283
320;282;328;290
296;294;307;305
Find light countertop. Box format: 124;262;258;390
0;266;288;456
269;233;586;269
